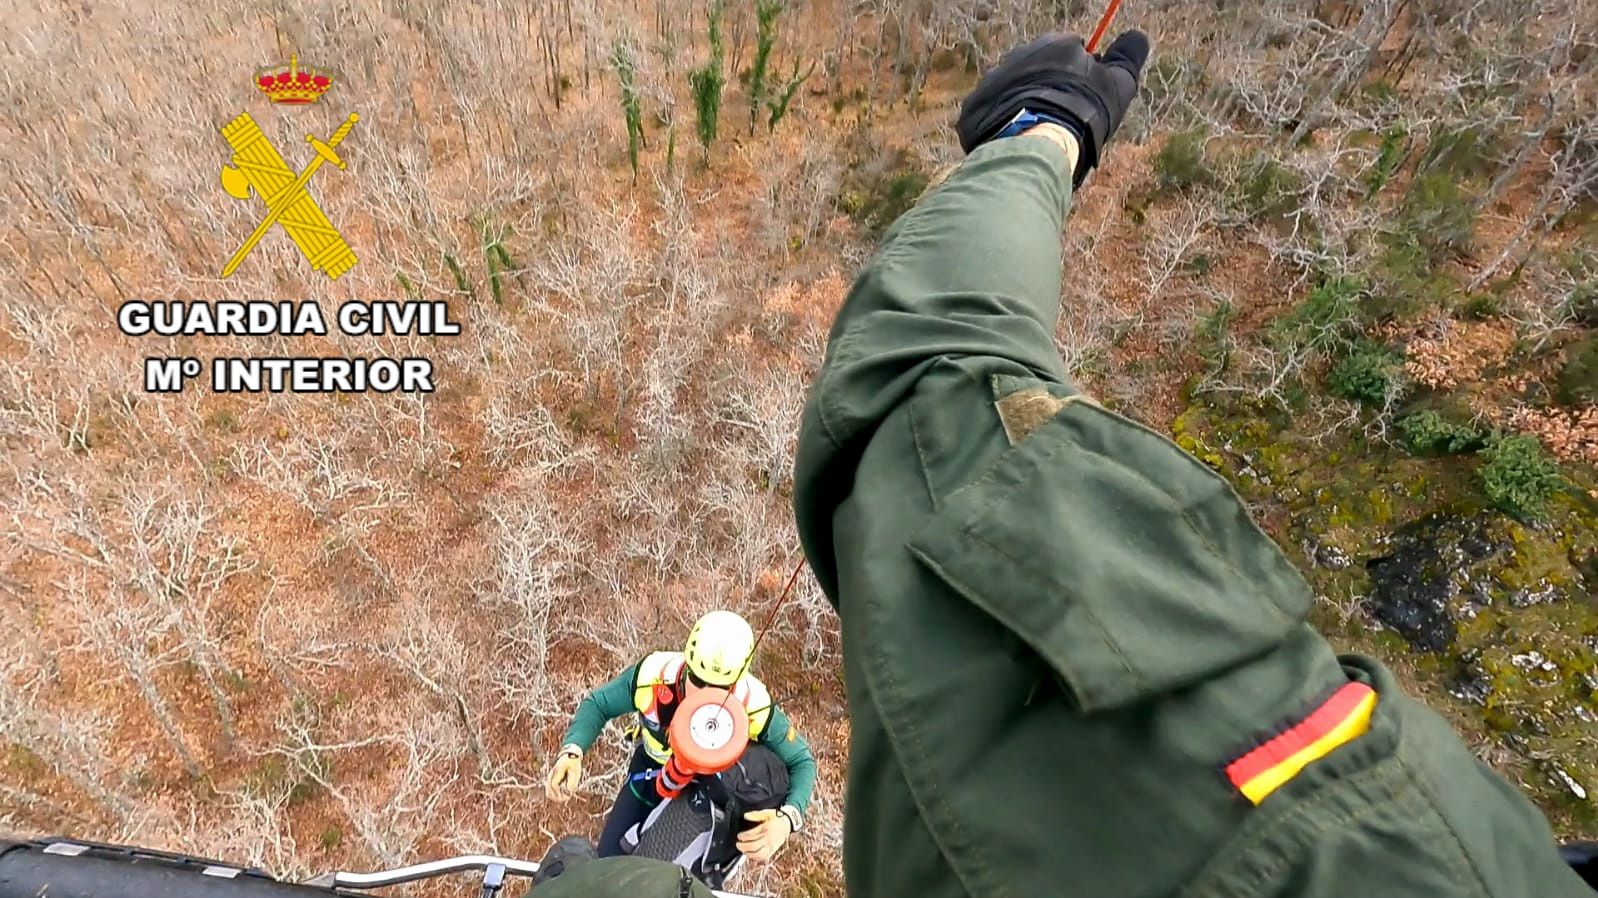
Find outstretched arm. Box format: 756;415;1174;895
547;664;644;802
796;32;1148;601
558;664;639;753
794;134;1080;601
791;31;1589;898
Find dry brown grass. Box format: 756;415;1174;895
0;0;865;890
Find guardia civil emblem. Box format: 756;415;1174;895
217;55;359;280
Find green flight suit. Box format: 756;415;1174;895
789;134;1591;897
531;855;718;897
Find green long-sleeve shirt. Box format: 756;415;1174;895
559;661;818;814
791;133;1588;898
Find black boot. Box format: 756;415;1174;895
532;835;598;887
1561;841;1598;889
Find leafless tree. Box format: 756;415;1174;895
0;654;132;818
1473;120;1598;293
63;573;201;778
375;598;498;782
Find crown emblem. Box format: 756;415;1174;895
254;55;333;105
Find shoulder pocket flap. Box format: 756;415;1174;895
906;401;1312;713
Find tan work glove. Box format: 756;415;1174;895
736;807;796;862
544;746;583;802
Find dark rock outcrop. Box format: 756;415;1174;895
1364;513;1509;653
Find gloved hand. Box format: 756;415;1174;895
545;746;583;802
957;30;1151;186
735;808;794;862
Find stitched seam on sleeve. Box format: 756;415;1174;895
1393;753;1494;898
1072;406;1294;625
961;527;1142;690
860;563;1004;898
1180;759;1411;898
908;398;942;512
815;325;857;450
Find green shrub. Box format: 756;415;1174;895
1328;339;1405;405
1566;281;1598;327
748;0;781;132
867;170;927;230
1557;335;1597;406
1477;434;1564;521
767;60;814;131
472;214;514;305
1370;235;1453;320
1553;248;1598;325
204;409;241;433
1457;291;1502;320
1195;298;1235;374
1141;54;1207;111
1271;276;1366;355
1366;127;1407;196
1359;80;1399;105
1400;171;1477;264
687;1;727;159
443;252;473;299
1233;150;1303;220
396;270;420;301
839;148;928;234
1397;410;1485;456
1154;128;1212;191
612;42;645;180
1418;126;1499;180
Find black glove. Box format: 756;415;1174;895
957;31;1151;186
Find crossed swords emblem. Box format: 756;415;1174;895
218;112;359;280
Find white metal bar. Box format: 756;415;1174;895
303;854;757;897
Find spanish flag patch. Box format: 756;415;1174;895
1225;681;1378;805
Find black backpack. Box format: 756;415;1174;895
699;743;790;887
533;835;598;885
626;743;791;890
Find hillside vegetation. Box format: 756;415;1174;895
1;1;1594;895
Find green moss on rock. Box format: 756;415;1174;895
1171;391;1598;836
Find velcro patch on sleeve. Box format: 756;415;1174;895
1224;681;1377;805
994;389;1099;445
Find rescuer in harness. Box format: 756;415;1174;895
543;610;817;864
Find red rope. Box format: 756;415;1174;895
1086;0;1125;53
750;560;806;661
714;558;807;718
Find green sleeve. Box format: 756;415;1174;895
785;123;1586;898
793;135;1075;602
758;704;817;814
559;664;639;752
